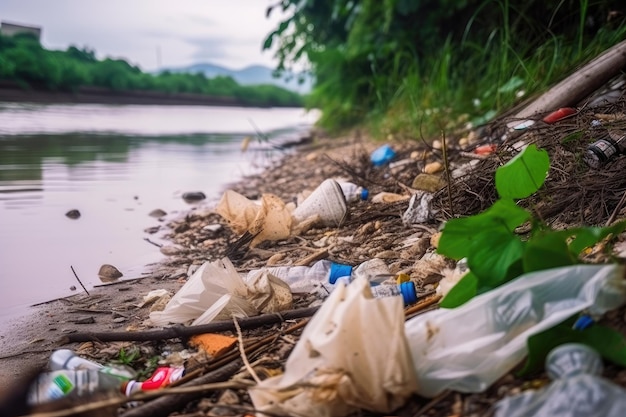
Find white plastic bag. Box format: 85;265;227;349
149;258;294;326
405;264;626;397
249;276;418;417
149;258;255;326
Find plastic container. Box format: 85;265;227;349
493;343;626;417
123;366;185;396
404;264;626;397
28;369;125;405
292;179;348;227
338;181;369;202
370;144;396;166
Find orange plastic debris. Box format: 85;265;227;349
189;333;237;357
542;107;577;124
474;144;497;155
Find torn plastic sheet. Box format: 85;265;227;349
405;264;626;397
249;276;418;417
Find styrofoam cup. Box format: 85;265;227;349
292;179;347;227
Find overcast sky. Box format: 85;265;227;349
0;0;288;71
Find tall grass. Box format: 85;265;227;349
363;0;626;140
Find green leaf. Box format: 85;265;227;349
497;76;524;93
263;33;275;50
468;228;524;287
524;230;577;272
439;271;478;308
495;144;550;199
438;199;530;260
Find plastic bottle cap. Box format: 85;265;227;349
370;145;396;166
361;188;369;200
328;262;353;284
399;281;418;305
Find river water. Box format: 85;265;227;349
0;103;319;321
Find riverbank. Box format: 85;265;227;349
2;101;626;415
0;81;292;107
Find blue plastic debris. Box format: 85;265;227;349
370;144;396;166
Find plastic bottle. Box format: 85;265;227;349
49;349;136;380
28;369;126;405
50;349;103;371
493;343;626;417
123;366;185;396
247;259;418;305
338;181;369;202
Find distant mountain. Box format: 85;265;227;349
159;63;313;94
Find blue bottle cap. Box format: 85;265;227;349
572;314;594;331
399;281;418;305
328;262;353;284
370;144;396;166
360;188;369;200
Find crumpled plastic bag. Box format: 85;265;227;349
248;276;418;417
215;190;292;247
405;264;626;398
149;258;292;326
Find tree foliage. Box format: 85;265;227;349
0;33;303;107
266;0;626;132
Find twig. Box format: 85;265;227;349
413;390;452;417
61;306;320;343
70;265;90;296
440;130;454;217
404;295;441;317
143;237;163;248
605;189;626;226
233;317;261;384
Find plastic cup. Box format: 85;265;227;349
546;343;603;380
292;179;347;227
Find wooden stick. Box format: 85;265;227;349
60;306;320;344
69;265;90;296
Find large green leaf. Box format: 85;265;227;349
439;271;478;308
467;228;525;287
438;199;530;260
523;230;577;272
495;144;550;199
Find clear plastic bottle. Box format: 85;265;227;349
50;349;103;371
338;181;369;202
246;258;418;305
493;343;626;417
28;369;126;405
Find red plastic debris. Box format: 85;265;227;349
474;144;497;155
542;107;577;124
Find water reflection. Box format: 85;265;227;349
0;104;317;320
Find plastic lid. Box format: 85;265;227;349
370;144;396;166
360;188;369;200
399;281;418;305
328;262;353;285
546;343;603;380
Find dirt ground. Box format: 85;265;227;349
3;90;626;416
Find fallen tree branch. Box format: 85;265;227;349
60;306;320;344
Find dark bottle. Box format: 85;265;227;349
584;128;626;169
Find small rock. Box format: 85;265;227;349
69;285;77;291
149;208;167;218
202;224;223;232
160;245;187;256
423;161;443;174
73;316;95;324
65;209;81;219
182;191;206;202
411;173;446;193
98;264;123;282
